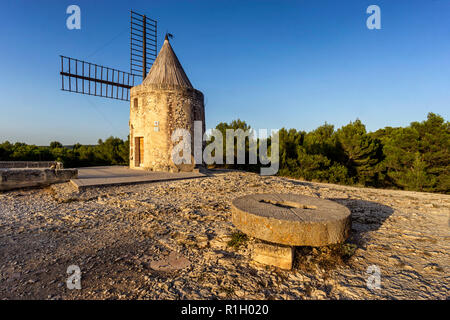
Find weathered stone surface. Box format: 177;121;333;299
0;168;77;191
0;170;448;300
149;251;191;272
175;155;196;172
0;161;63;169
252;241;294;270
129;84;205;173
231;193;351;246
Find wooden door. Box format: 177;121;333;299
139;137;144;165
135;137;144;166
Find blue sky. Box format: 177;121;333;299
0;0;449;145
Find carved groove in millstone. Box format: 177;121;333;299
231;193;352;247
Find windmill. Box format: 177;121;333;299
60;10;205;173
59;10;157;102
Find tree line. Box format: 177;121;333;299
0;112;448;194
215;113;449;194
0;137;129;168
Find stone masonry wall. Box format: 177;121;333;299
0;168;78;191
0;161;63;169
129;84;205;172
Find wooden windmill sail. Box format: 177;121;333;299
60;10;157;101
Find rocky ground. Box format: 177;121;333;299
0;169;448;300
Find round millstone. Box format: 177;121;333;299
231;193;351;246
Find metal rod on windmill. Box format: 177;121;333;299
143;15;146;79
59;10;157;101
130;10;157;80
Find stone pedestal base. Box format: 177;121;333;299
252;241;294;270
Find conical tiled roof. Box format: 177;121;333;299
142;36;193;88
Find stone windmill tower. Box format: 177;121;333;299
129;35;205;172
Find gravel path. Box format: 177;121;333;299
0;170;448;299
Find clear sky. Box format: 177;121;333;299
0;0;449;145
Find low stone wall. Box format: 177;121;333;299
0;168;77;191
0;161;63;169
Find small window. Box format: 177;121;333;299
133;98;138;110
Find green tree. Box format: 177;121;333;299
49;141;63;149
335;119;383;186
215;119;254;169
96;136;129;165
403;153;436;191
0;141;13;160
382;113;449;193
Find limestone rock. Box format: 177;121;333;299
149;251;191;272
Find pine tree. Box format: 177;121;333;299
382;113;449;193
335;120;383;186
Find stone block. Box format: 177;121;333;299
252;241;294;270
0;168;78;191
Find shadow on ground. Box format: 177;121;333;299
294;198;394;273
323;198;395;263
329;198;394;234
277;178;395;235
